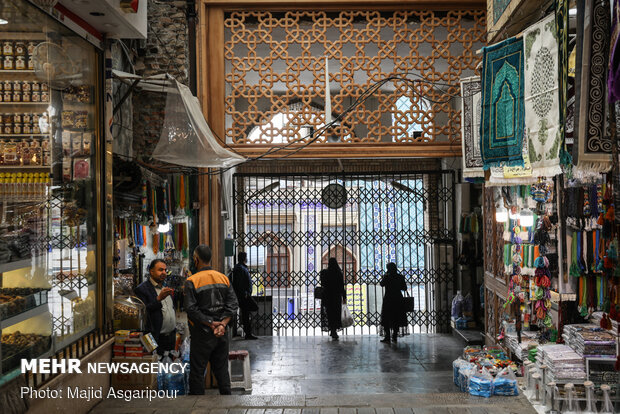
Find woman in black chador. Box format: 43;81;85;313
380;262;407;343
320;258;346;340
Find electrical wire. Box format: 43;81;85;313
115;72;480;177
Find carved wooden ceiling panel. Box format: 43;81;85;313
223;10;485;147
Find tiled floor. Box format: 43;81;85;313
229;334;464;395
90;334;537;413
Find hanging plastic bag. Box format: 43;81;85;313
453;358;466;388
458;363;476;393
451;291;464;318
493;367;519;396
341;304;354;328
469;368;494;398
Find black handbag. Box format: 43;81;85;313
241;296;259;312
402;292;415;312
314;286;324;300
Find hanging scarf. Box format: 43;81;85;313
184;175;190;216
179;175;186;212
141;179;148;224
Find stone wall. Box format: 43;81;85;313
132;0;189;158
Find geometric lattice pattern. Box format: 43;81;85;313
224;10;485;145
233;171;456;335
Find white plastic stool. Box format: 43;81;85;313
228;350;252;392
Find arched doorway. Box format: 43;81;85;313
321;245;357;284
259;233;291;287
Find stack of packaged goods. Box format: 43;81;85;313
537;344;586;383
112;329;157;358
562;323;597;347
452;346;520;397
505;330;538;360
563;323;617;357
573;329;617;358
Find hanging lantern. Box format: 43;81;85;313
495;205;508;222
519;208;535;227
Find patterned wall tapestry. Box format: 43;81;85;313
573;0;612;175
524;14;562;177
480;36;525;169
460;76;483;178
223;10;485;146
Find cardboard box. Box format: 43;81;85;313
110;355;158;390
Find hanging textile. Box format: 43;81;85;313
608;0;620;102
556;0;569;136
480;36;525;170
523;14;562;177
487;139;535;185
573;0;612;176
460;76;484;178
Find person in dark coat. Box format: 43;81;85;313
380;262;407;343
320;257;346;340
134;259;176;353
231;251;257;339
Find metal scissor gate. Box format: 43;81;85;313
232;170;456;335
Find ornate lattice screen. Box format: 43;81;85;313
223;10;485;148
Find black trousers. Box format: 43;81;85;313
382;325;398;340
156;330;176;354
239;305;252;337
188;325;231;395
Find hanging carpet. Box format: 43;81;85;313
480;36;526;170
573;0;612;178
523;14;563;177
460;76;484;178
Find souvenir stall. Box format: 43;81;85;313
112;169;194;331
453;0;620;409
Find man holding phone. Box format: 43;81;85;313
134;259;177;353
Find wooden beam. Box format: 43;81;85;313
228;143;462;159
201;0;485;9
196;6;227;270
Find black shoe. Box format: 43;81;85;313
245;335;258;340
380;337;391;343
331;334;339;340
392;336;398;343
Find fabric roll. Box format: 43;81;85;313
460;77;484;178
480;36;525;170
524;14;563;177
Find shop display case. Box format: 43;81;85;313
0;0;103;385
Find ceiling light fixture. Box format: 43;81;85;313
0;18;8;25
